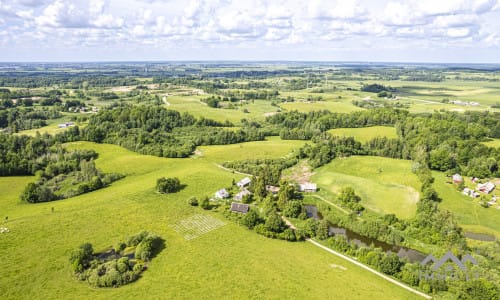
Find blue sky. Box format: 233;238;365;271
0;0;499;62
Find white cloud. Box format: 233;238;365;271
0;0;499;61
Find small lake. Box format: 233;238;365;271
305;205;426;263
464;231;496;242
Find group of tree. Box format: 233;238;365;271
20;151;123;203
79;105;264;158
70;231;164;288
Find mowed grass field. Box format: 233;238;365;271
0;140;422;299
327;126;397;143
166;95;279;124
312;156;420;219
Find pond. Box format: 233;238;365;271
305;205;426;263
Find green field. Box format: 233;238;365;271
312;156;500;238
0;141;422;299
166;95;279;124
312;156;420;219
327;126;397;143
432;172;500;238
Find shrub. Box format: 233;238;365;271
188;196;198;206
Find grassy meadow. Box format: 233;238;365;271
312;156;420;219
0;140;422;299
327;126;397;143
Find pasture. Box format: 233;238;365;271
327;126;397;143
0;141;422;299
312;156;420;219
165;95;278;124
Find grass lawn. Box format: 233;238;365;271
312;156;420;218
0;142;422;299
166;95;278;124
280;101;363;113
196;136;306;163
312;156;420;219
327;126;397;143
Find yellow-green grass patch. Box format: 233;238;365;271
328;126;397;143
312;156;420;219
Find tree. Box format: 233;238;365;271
200;196;210;210
316;219;329;240
379;253;403;275
282;201;303;218
156;177;181;194
241;209;261;229
265;211;286;233
188;196;198;206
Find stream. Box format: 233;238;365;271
305;205;427;263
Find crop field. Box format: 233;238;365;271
0;141;422;299
327;126;397;143
169;214;226;240
312;156;420;219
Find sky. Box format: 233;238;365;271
0;0;499;63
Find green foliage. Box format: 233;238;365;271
188;196;198;206
200;196;210;210
156;177;181;194
315;219;329;240
70;232;164;288
265;211;286;233
337;186;364;212
241;209;263;229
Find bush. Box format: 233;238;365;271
156;177;181;193
200;196;210;210
188;196;198;206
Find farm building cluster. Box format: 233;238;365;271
215;177;318;213
453;174;498;206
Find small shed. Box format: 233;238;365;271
230;202;249;214
234;189;251;201
452;174;463;183
237;177;252;188
215;188;229;199
299;183;317;192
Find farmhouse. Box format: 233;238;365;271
230;202;250;214
452;173;463;183
237;177;252;188
215;188;230;199
299;183;317;192
477;182;495;194
234;189;251;201
58;122;74;128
